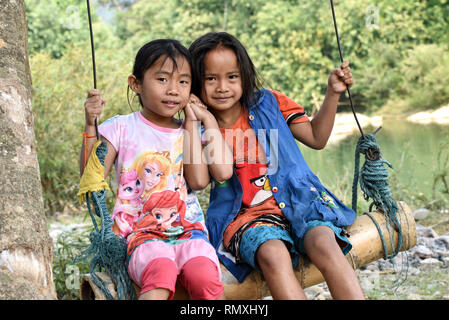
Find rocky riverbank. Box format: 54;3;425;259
328;103;449;145
302;222;449;300
406;104;449;125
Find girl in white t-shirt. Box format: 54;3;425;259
80;39;233;300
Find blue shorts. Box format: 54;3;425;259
239;220;352;272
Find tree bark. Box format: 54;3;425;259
0;0;56;299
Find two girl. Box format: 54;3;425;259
81;31;365;300
80;39;232;300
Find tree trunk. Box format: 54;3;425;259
0;0;56;299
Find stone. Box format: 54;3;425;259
407;293;422;300
304;285;325;299
413;208;431;221
420;258;442;267
413;245;434;259
416;224;439;238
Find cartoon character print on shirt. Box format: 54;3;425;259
112;168;144;238
127;190;205;255
170;136;188;201
235;161;273;208
132;150;172;202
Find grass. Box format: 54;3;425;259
363;266;449;300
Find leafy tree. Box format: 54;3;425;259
25;0;121;58
26;0;449;215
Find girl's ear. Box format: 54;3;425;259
128;74;141;95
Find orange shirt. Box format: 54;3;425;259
220;89;308;248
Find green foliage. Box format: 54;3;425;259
51;224;92;300
31;43;131;214
25;0;121;58
25;0;90;58
27;0;449;215
382;44;449;113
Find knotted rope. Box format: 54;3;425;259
352;133;403;259
76;141;136;300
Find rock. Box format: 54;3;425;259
435;250;449;257
435;235;449;248
420;258;442;267
413;208;431;221
304;285;325;299
413;245;434;259
416;224;438;238
406;105;449;125
407;293;422;300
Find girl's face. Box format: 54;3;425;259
201;47;243;114
143;162;163;191
130;55;191;126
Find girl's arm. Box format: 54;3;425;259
79;89;116;177
183;96;233;190
289;61;353;150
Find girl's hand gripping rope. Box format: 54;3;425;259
85;88;106;128
328;61;353;94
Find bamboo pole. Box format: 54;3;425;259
80;201;416;300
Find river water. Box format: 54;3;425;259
299;118;449;210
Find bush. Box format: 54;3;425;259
382;44;449;114
51;223;93;300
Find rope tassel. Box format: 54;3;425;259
76;141;136;300
352;133;403;259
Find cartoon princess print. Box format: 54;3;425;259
132;151;172;202
127;190;205;252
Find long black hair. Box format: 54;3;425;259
188;32;263;109
128;39;192;108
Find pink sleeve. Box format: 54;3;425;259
98;115;121;153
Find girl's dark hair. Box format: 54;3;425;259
188;32;263;109
128;39;192;108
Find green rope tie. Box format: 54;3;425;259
352;133;403;259
76;141;136;300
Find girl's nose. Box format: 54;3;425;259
216;80;228;93
166;81;179;95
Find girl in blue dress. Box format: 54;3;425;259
188;32;365;300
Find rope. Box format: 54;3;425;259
329;0;365;139
86;0;99;140
352;133;403;259
76;141;136;300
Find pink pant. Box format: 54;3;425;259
128;239;223;300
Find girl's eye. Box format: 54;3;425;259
156;173;163;177
180;80;189;85
205;76;216;81
170;212;176;217
229;74;239;80
145;168;152;174
124;187;133;192
155;214;162;220
157;77;167;82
